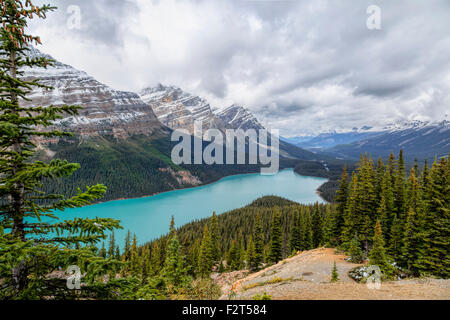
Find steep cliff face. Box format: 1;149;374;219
216;104;265;131
139;84;229;134
20;47;167;139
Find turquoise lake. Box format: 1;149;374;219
61;169;327;245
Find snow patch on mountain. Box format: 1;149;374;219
20;46;163;138
139;84;229;134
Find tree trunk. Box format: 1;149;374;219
9;48;28;291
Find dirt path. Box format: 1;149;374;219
219;248;450;300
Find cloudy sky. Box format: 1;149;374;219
29;0;450;136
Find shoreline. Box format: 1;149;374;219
89;168;330;207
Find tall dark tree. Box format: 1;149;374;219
334;166;349;242
252;213;264;268
227;239;240;271
149;241;162;276
368;221;391;276
323;205;334;247
123;230;132;261
209;212;220;264
161;233;190;289
0;0;121;299
312;202;323;247
393;150;407;226
341;173;358;245
289;209;302;253
197;225;213;277
246;236;258;271
108;231;116;258
402;207;419;274
268;207;283;263
416;158;449;277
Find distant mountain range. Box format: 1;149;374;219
285;120;449;162
323;120;449;161
282;129;380;151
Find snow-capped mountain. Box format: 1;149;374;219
216;105;265;131
21;47;165;138
139;84;229;134
324;120;449;161
215;105;319;160
285;130;382;151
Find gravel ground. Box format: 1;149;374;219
219;248;450;300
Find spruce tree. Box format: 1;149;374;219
209;212;220;264
298;207;307;250
312;202;323;247
140;245;151;280
169;216;176;238
123;230;132;261
198;225;213;277
334;166;349;242
348;233;364;263
323;205;335;247
130;234;140;276
99;242;107;259
150;242;162;276
341;173;358;245
393;150;407;230
379;169;395;247
246;236;258;271
388;214;403;261
355;156;378;252
252;213;264;268
227;240;240;271
238;237;246;269
331;261;339;282
108;231;116;258
161;234;190;289
402;207;419;274
368;221;392;277
416;158;449;277
289;209;302;253
268;207;283;263
304;207;313;250
0;0;122;299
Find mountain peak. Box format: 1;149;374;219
139;84;228;134
216;104;265;131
